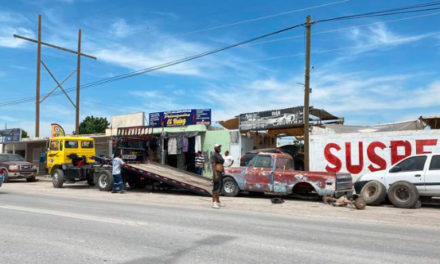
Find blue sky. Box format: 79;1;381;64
1;0;440;137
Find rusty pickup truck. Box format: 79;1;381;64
222;152;353;198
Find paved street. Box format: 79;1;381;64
1;182;440;264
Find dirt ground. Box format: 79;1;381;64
2;176;440;228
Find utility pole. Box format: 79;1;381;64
76;29;82;135
35;15;42;138
303;15;313;171
14;16;96;137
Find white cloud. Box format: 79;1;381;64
111;19;133;38
0;10;34;48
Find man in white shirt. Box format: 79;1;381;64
112;152;125;193
223;151;234;167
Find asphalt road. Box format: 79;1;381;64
1;190;439;264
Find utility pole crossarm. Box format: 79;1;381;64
13;34;97;60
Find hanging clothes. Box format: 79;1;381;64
195;135;202;152
182;137;189;153
168;138;178;155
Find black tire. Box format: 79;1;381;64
87;177;95;187
98;171;113;192
222;177;240;197
388;181;420;209
52;169;65;188
360;181;387;206
26;177;36;182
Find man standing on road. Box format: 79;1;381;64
195;151;205;176
223;150;234;167
112;152;126;194
211;144;225;209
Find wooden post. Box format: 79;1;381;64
35;15;42;137
76;29;82;135
304;15;312;171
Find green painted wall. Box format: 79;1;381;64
201;130;230;178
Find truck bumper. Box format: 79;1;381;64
7;172;36;179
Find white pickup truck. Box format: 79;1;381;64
354;154;440;208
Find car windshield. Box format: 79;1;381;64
0;154;24;162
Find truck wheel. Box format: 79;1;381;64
26;177;36;182
360;181;387;206
87;178;95;187
222;177;239;197
354;197;367;210
388;181;420;209
98;171;113;192
53;169;65;188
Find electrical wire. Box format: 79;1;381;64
2;1;440;108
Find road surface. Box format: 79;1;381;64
1;188;439;264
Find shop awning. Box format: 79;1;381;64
421;116;440;129
218;117;239;130
267;127;305;137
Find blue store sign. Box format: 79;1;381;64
149;109;211;128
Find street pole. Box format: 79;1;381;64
35;14;42;138
304;15;312;171
76;29;82;135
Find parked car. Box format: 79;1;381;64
223;152;353;198
355;154;440;208
240;145;304;170
0;154;38;182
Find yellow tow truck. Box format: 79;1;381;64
47;136;113;191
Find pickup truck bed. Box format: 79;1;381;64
123;162;212;196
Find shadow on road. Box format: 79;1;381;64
124;235;237;264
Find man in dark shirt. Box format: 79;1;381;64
211;144;225;209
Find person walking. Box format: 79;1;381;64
112;152;126;194
223;150;234;167
195;151;205;176
211;144;225;209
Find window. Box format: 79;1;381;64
50;140;59;151
247;155;258;167
0;154;24;162
254;155;273;168
275;158;295;171
394;156;427;172
65;140;79;149
81;141;94;149
429;155;440;171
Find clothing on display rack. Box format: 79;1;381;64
168;138;178;155
195;135;202;152
182;137;189;153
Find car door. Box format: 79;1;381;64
245;155;273;192
385;155;427;192
425;155;440;194
273;157;296;193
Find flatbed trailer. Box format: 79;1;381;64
123;162;212;196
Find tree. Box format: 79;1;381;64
22;129;29;139
79;116;110;134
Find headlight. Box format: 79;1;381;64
32;165;38;170
9;165;19;170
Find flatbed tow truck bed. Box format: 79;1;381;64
123;162;212;196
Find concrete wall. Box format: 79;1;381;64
106;112;145;135
310;130;440;179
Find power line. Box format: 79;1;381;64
85;0;356;54
2;2;440;108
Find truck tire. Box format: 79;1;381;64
388;181;420;209
98;171;113;192
354;197;367;210
87;177;95;187
360;181;387;206
222;177;239;197
53;169;65;188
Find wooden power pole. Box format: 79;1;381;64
35;15;42;138
304;15;313;171
76;29;82;135
15;15;97;137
